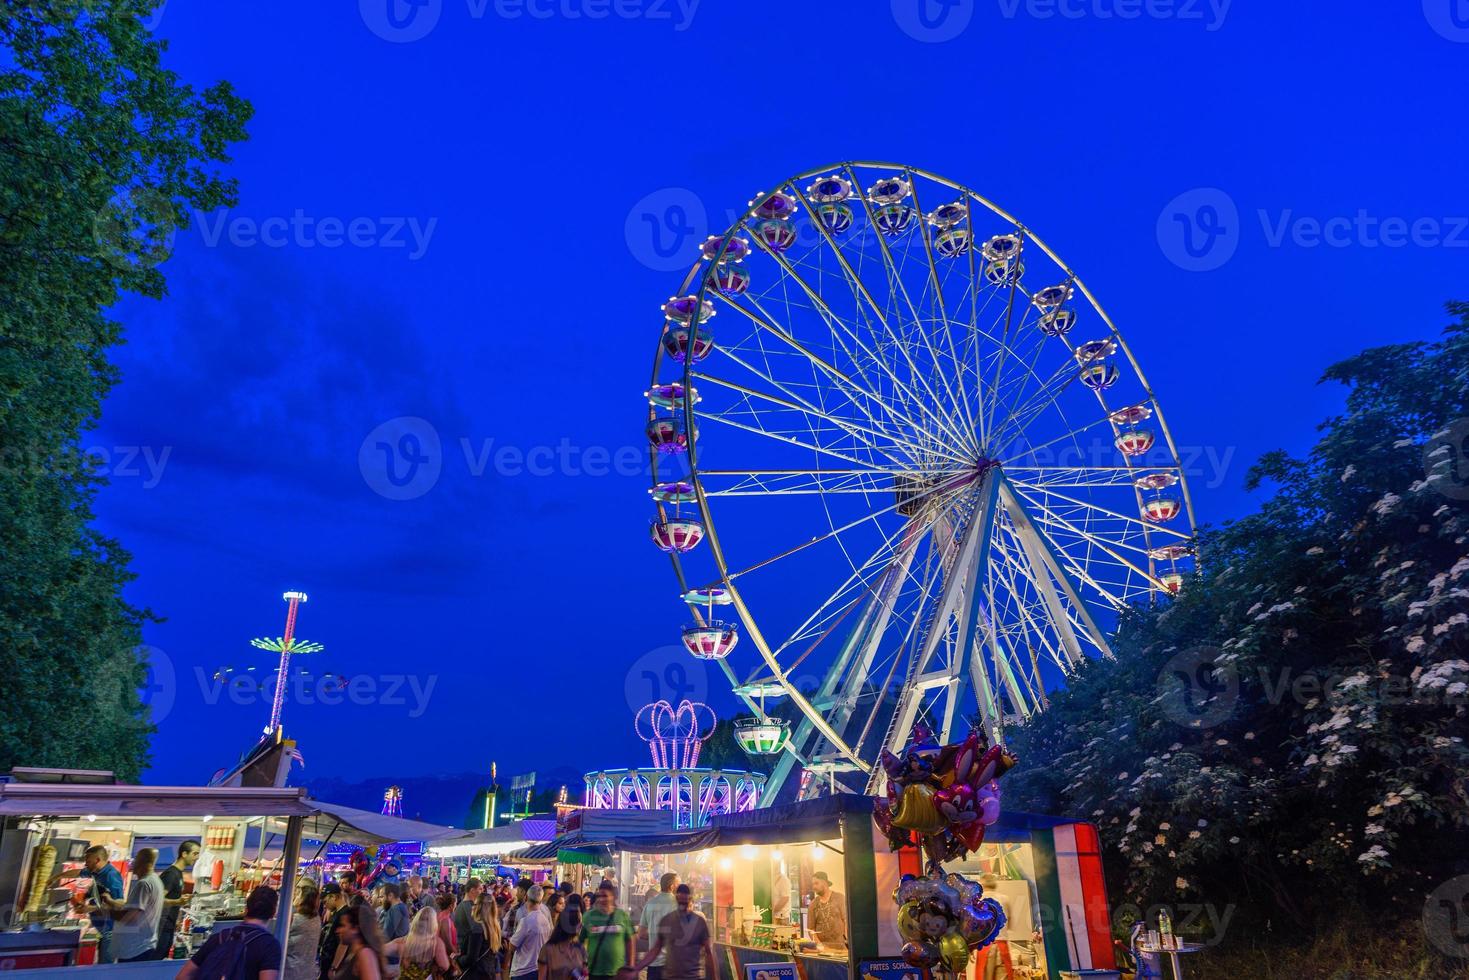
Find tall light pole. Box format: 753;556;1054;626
485;762;499;829
250;591;323;735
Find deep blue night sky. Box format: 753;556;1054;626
95;0;1466;791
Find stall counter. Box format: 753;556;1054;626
717;939;851;980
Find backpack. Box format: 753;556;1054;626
195;924;269;980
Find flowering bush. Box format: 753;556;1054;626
1006;302;1469;935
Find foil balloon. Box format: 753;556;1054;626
881;727;948;835
960;897;1007;950
880;725;1018;866
977;780;1002;826
940;931;972;973
896;900;923;943
901;941;941;969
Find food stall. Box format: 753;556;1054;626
0;772;317;974
0;769;474;976
580;795;1113;980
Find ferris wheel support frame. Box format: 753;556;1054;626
998;473;1118;662
876;470;999;764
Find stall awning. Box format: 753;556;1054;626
426;822;549;858
289;800;477;847
517;832;613;865
0;782;317;818
579;796;1097;854
0;782;478;850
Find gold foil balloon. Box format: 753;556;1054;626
891;782;946;834
940;930;972;973
896;900;924;943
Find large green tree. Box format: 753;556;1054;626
1006;302;1469;939
0;1;250;778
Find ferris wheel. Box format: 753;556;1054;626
645;163;1197;802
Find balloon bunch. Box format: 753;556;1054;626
894;871;1006;972
874;725;1018;868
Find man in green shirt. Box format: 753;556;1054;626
579;883;634;980
637;874;679;980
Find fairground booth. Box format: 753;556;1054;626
0;764;472;976
523;795;1114;980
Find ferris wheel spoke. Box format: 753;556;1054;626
980;233;1029;445
741;220;976;456
716;475;975;585
694;370;966;469
699;470;896;498
790;172;973;457
707;339;916;457
993;522;1100;668
985;541;1065;692
838;164;981;447
1003;488;1169;606
1008;480;1193;544
713;289;927;447
768;513;935;661
997;411;1117;467
1004;465;1174;489
697;403;919;473
985;322;1086;452
740;252;923;441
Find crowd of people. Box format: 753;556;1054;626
287;870;715;980
59;842;718;980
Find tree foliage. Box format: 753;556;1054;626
1005;302;1469;936
0;1;250;778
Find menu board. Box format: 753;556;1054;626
858;958;931;980
744;962;799;980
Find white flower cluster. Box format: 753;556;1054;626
1415;659;1469;693
1371;493;1402;518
